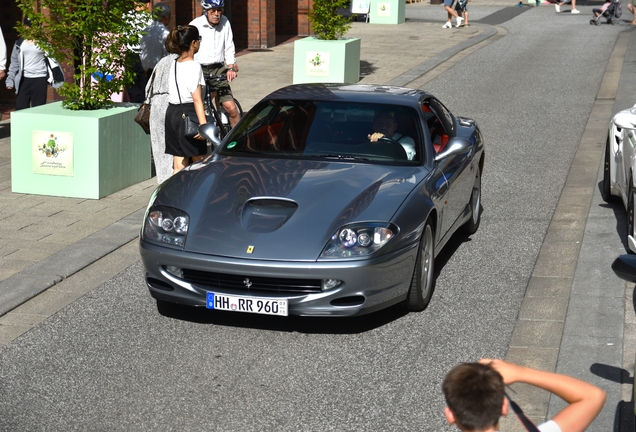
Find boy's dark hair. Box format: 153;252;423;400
442;362;505;431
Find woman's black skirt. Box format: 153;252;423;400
164;102;207;157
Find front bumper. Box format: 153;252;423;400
139;240;418;317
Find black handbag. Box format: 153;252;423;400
134;69;155;135
175;61;205;139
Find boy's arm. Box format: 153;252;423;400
480;359;606;432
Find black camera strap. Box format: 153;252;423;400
506;394;541;432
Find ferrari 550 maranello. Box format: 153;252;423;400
139;84;485;317
604;104;636;253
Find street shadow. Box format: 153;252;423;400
157;300;408;334
597;180;629;252
433;205;484;275
360;60;377;78
0;122;9;139
590;363;634;431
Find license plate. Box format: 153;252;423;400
206;292;288;316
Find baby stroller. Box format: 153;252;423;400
590;0;621;25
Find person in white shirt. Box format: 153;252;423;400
190;0;240;127
6;17;49;110
0;25;7;81
442;359;606;432
140;2;171;78
164;25;208;174
367;112;416;160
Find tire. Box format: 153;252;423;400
602;138;616;202
234;98;244;117
462;166;482;235
627;181;636;255
403;222;435;311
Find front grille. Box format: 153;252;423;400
181;269;322;294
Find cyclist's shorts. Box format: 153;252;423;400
201;64;235;104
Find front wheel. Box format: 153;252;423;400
403;222;435;311
220;98;244;138
234;98;244;117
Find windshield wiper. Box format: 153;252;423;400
304;154;369;161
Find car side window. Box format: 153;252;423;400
422;101;451;154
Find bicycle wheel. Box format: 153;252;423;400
234;98;244;117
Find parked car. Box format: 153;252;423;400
603;104;636;252
610;253;636;416
139;84;485;317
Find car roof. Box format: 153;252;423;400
264;84;432;108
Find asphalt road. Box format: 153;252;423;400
0;7;630;431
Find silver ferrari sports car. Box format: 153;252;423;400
603;104;636;253
140;84;485;317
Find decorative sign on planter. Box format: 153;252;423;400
32;130;74;176
306;51;331;77
377;3;391;16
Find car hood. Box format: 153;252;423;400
155;158;425;261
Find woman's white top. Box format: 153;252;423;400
168;59;205;105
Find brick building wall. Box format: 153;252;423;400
0;0;312;105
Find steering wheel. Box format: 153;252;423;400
374;137;408;160
378;136;402;146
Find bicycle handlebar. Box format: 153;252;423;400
203;70;230;84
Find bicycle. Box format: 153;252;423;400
202;70;243;147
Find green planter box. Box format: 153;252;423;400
370;0;406;24
11;102;151;199
293;37;361;85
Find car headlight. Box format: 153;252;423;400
142;206;190;249
320;223;398;258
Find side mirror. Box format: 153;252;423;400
434;139;471;162
613;112;636;130
611;254;636;283
199;123;222;147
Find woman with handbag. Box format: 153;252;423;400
164;25;207;174
144;53;177;184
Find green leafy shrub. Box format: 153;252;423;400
16;0;151;110
308;0;354;40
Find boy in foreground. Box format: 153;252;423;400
442;359;606;432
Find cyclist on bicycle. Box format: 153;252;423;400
190;0;240;128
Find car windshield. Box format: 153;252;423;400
219;100;422;164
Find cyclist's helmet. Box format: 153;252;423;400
202;0;224;9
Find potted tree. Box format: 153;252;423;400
292;0;361;84
10;0;152;199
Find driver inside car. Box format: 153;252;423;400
368;112;416;160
